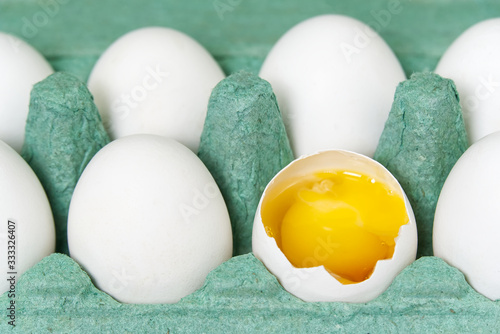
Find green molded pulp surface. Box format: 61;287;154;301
2;0;500;332
22;72;110;255
374;73;469;257
198;71;293;255
2;253;499;333
1;0;500;80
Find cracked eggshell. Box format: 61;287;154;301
259;15;405;158
87;27;225;153
68;134;232;304
434;131;500;300
0;140;55;294
252;150;417;303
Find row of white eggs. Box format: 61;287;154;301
1;15;500;303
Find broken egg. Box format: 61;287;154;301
252;150;417;302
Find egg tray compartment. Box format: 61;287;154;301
2;0;500;332
2;253;500;333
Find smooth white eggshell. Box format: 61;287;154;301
252;150;417;303
0;140;55;294
87;27;225;153
68;135;232;304
435;18;500;144
0;32;53;152
259;15;406;158
434;131;500;300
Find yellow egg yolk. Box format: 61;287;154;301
261;170;408;284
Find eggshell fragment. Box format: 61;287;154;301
434;131;500;300
0;140;55;294
68;135;233;304
252;150;417;303
87;27;225;152
259;15;406;157
0;32;53;152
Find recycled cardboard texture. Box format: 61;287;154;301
374;73;468;257
1;0;500;332
21;72;110;254
198;71;293;255
1;253;499;333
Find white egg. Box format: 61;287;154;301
87;27;225;153
252;150;417;303
434;131;500;300
435;18;500;144
68;135;232;304
259;15;405;158
0;32;53;153
0;140;55;294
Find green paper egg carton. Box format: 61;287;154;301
2;0;500;332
